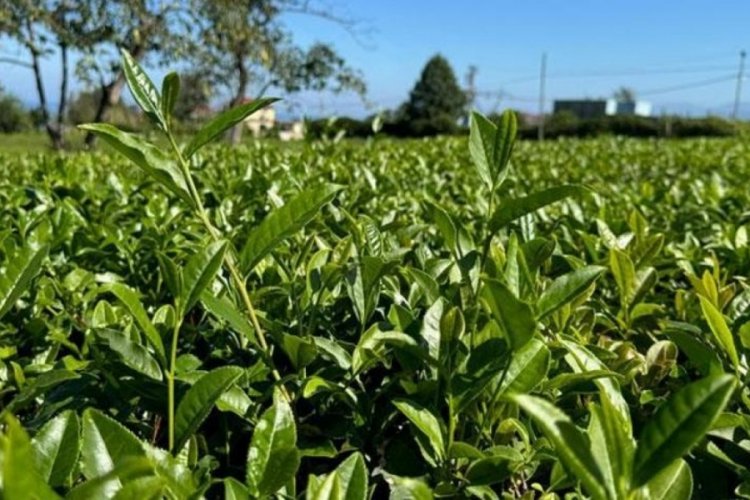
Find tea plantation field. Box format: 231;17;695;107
1;130;749;498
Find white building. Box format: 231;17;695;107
278;121;305;141
243;100;276;136
553;99;652;119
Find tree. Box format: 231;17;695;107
172;72;213;122
0;86;31;133
67;88;143;130
399;54;467;135
0;0;92;148
614;86;637;103
75;0;195;146
193;0;367;143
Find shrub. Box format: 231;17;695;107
0;89;30;133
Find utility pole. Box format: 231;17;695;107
464;65;478;126
538;52;547;140
732;50;746;120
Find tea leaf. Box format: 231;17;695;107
537;266;606;318
77;123;194;206
511;394;608;500
183;98;280;158
32;410;81;487
482;278;536;351
393;399;445;463
246;387;300;497
489;185;587;232
0;243;47;320
180;240;229;314
121;49;166;130
633;374;735;487
240;184;343;273
173;366;243;453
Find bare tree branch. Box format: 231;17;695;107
281;0;375;49
0;56;33;68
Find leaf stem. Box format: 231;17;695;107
167;317;182;452
165;132;290;401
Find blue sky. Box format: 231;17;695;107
2;0;749;118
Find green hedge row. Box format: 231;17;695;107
306;113;744;140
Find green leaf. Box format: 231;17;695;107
173;366;243;453
0;243;47;320
481;278;536;351
106;283;166;365
537;266;606;318
224;477;250;500
698;296;740;372
120;49;165;130
510;394;607;500
666;328;723;376
77;124;193;206
610;248;636;309
309;471;340;500
66;457;155;500
393;399;445;463
313;336;352;371
161;72;180;124
489;185;587;232
469;110;516;190
644;459;693;500
352;327;418;374
465;455;514;486
388;476;434;500
246;387;300;497
180;240;228;314
5;370;80;414
588;399;634;499
420;298;444;365
3;415;61;500
32;410;81;487
81;408;146;480
240;184;342;273
562;340;631;427
334;452;368;500
97;329;163;381
112;476;166;500
157;252;182;299
183;98;280;158
632;374;735;487
201;291;256;346
494;338;550;396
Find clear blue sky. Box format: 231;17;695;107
2;0;749;118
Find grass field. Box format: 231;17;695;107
0;132;748;498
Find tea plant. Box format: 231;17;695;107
0;52;747;499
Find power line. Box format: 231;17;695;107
497;65;737;87
637;74;736;96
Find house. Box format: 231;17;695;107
278;121;305;141
241;98;276;136
553;99;652;119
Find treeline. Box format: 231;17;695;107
0;0;366;149
307;113;743;140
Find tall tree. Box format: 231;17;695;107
193;0;366;143
614;86;637;103
172;72;212;122
75;0;195;146
0;0;96;148
401;54;467;130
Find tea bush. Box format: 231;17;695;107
0;53;748;499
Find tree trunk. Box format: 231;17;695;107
56;42;69;142
229;54;249;145
27;22;64;150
